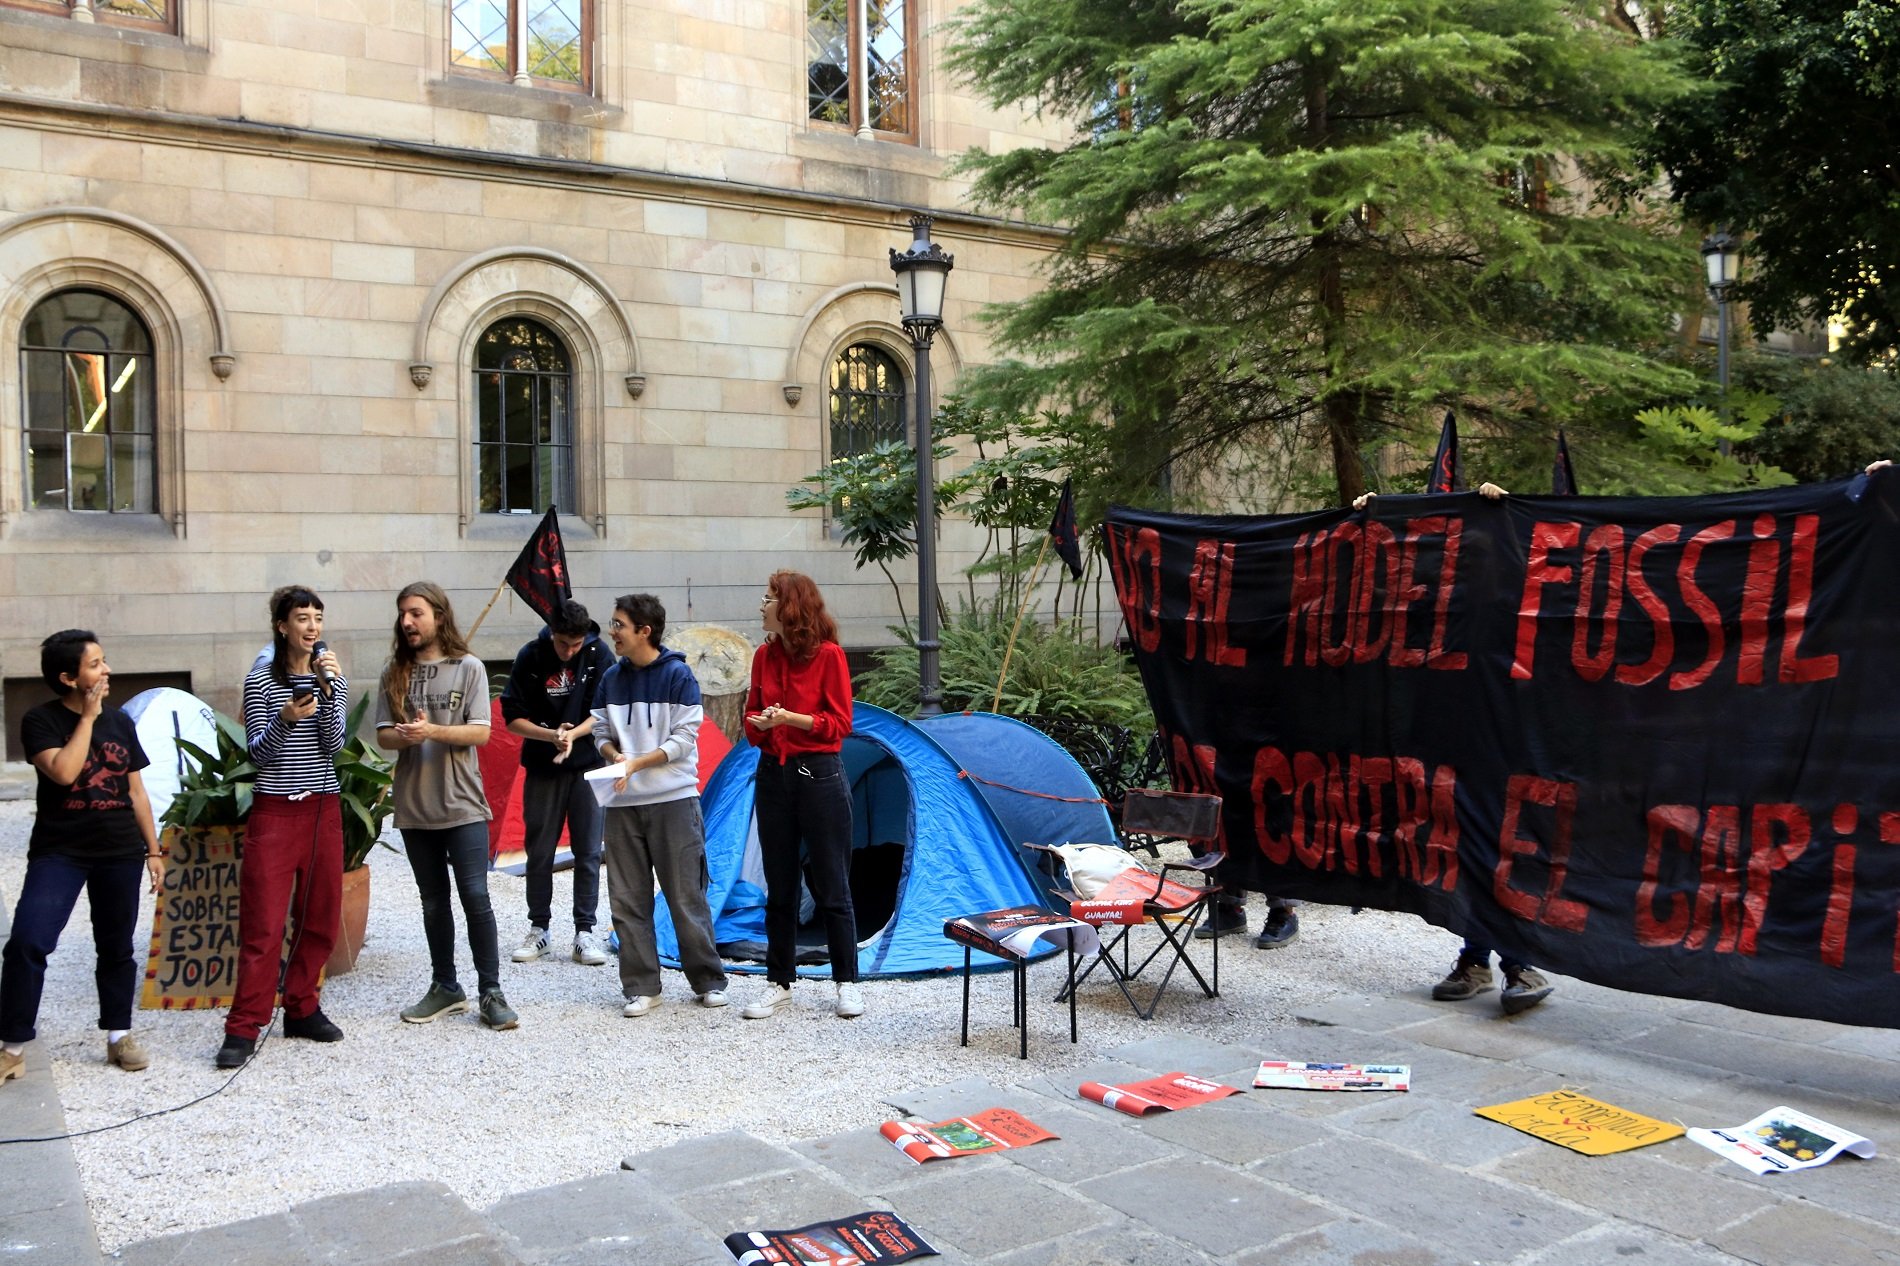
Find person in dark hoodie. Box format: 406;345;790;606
501;599;614;968
578;593;729;1016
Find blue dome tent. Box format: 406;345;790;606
655;704;1107;977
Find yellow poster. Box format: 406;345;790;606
1474;1089;1684;1155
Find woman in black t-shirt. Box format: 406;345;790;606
1;630;164;1083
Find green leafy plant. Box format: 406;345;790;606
855;600;1154;740
335;695;397;872
161;697;397;872
786;438;960;626
163;711;256;832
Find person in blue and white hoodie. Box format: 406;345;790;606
576;593;729;1017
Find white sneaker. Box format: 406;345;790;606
740;984;792;1020
511;928;550;962
834;982;864;1019
572;931;608;966
696;990;729;1008
622;995;663;1018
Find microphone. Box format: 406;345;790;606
312;640;339;689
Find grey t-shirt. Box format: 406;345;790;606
374;655;491;830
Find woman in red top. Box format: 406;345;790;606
739;571;861;1020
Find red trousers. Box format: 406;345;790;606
226;793;342;1040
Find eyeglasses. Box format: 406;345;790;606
760;596;778;605
609;619;631;631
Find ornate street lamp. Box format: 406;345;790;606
1701;230;1742;456
889;212;954;716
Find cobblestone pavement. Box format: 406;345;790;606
21;967;1892;1265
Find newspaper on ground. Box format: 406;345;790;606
1079;1071;1244;1117
1687;1106;1876;1175
724;1211;936;1265
880;1108;1057;1164
1473;1089;1683;1155
1253;1061;1411;1091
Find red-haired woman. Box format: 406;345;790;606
739;571;860;1020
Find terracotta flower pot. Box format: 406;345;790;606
325;865;371;976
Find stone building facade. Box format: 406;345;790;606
0;0;1071;745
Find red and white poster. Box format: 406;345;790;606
879;1108;1057;1164
1078;1071;1244;1116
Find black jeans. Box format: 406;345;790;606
402;823;501;994
755;752;857;986
1;853;143;1043
1463;940;1528;974
519;767;603;933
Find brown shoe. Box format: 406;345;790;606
107;1033;151;1072
0;1047;23;1084
1431;955;1495;1001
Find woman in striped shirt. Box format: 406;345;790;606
217;586;349;1070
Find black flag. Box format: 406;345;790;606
505;506;571;622
1552;429;1580;496
1049;478;1084;580
1427;411;1464;493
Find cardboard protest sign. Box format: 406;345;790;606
140;827;244;1009
1475;1089;1683;1155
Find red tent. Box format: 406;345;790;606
482;698;734;859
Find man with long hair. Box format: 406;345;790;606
374;582;517;1031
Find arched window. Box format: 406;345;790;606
828;342;906;459
20;289;156;514
474;316;573;515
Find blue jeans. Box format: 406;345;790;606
520;768;603;933
1;854;144;1043
755;752;857;986
402;823;501;995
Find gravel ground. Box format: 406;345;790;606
0;799;1457;1252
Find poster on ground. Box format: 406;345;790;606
880;1108;1057;1164
1253;1061;1411;1092
724;1211;936;1265
1474;1089;1683;1155
1687;1106;1876;1175
1079;1072;1244;1116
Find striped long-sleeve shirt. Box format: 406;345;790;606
242;663;347;796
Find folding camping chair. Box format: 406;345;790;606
1049;789;1224;1020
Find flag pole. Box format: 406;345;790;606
465;576;511;640
992;533;1052;713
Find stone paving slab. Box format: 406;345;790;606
1486;1146;1774;1241
883;1165;1117;1260
1135;1097;1319;1166
671;1165;887;1247
1076;1155;1332;1256
1707;1201;1900;1266
113;1212;323;1266
487;1172;703;1262
1293;992;1445;1032
1104;1035;1266;1079
1619;1022;1900;1102
1327;1087;1551;1167
1233;1215;1451;1266
1525;1223;1760;1266
988;1220;1212;1266
618;1128;806;1196
0;897;103;1266
1268;1134;1599;1261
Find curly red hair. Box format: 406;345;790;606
768;570;838;662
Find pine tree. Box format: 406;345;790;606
947;0;1701;505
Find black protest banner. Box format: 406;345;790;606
1105;475;1900;1028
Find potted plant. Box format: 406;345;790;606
166;700;395;976
329;694;396;973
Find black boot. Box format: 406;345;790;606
215;1035;256;1070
